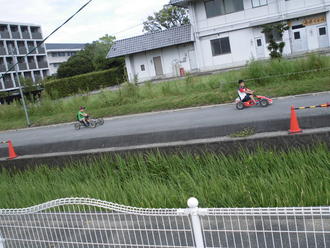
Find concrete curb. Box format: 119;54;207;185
1;126;330;170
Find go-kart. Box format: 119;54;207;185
74;117;104;130
235;95;273;110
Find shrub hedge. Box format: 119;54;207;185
45;68;124;99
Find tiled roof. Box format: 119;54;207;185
107;25;193;58
45;43;87;50
169;0;189;6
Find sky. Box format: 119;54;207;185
0;0;169;43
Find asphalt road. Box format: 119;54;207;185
0;92;329;157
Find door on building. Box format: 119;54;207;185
291;26;308;53
153;56;164;76
188;50;198;71
255;37;265;58
318;25;329;48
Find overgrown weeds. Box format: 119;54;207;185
0;145;329;208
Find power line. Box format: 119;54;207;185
113;24;144;36
0;0;93;81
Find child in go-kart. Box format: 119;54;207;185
237;80;256;104
77;106;90;127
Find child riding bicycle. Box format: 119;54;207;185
77;106;90;127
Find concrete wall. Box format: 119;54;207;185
125;43;195;82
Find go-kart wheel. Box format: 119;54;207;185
90;121;97;128
260;99;269;107
236;102;245;110
74;122;81;130
97;118;104;126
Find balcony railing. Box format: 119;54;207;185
11;31;20;39
0;64;6;72
38;47;46;54
18;47;27;55
4;79;14;89
28;47;36;54
34;75;42;82
31;32;42;39
28;62;37;70
38;61;48;69
0;47;6;55
18;63;27;71
6;63;15;71
0;31;10;39
21;31;30;39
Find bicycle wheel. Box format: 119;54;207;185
97;118;104;125
74;122;81;130
90;120;97;128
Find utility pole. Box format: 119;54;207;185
9;45;31;127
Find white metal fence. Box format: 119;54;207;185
0;197;329;248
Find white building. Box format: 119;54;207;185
46;43;86;75
108;0;330;82
0;21;49;91
108;25;196;82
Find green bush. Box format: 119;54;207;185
244;54;330;85
45;68;124;99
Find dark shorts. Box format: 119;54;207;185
242;94;251;102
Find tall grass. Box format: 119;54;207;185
0;145;329;209
1;55;330;130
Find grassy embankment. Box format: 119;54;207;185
0;145;329;209
1;55;330;131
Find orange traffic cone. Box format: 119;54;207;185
7;140;18;159
289;106;302;134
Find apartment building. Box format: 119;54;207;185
108;0;330;82
46;43;86;75
0;21;49;92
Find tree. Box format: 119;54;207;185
262;23;289;59
57;34;124;78
57;54;94;78
143;5;190;32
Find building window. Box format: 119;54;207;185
210;37;231;56
140;65;145;71
251;0;267;7
256;38;262;47
294;32;301;40
319;27;327;36
205;0;244;18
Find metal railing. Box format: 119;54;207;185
11;32;20;39
28;62;37;70
31;32;42;39
18;47;27;55
0;197;329;248
21;31;30;39
0;31;10;39
37;61;48;69
0;47;6;56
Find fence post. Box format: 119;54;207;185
188;197;205;248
